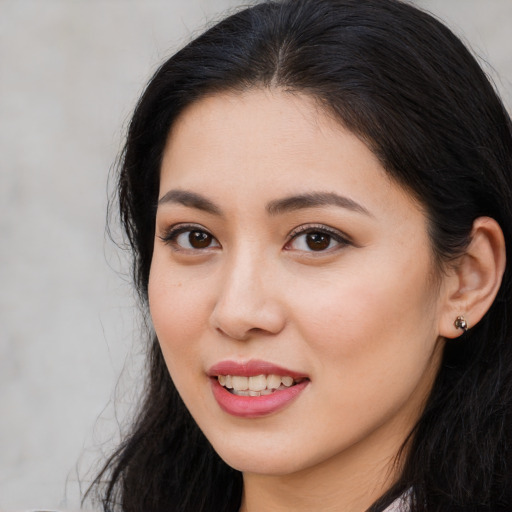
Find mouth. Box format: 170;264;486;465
216;374;308;397
208;360;310;417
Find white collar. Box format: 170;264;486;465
382;489;411;512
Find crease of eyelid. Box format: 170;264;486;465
288;223;351;240
159;223;347;243
286;230;350;253
156;189;373;218
157;226;220;248
288;222;359;250
159;226;351;256
158;237;221;253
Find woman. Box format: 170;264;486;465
87;0;512;510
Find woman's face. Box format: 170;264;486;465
149;89;447;477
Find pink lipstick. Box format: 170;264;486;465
208;359;309;418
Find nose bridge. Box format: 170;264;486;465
224;241;262;298
210;240;285;340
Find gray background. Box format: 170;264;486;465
1;1;510;510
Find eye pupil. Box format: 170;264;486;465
306;233;330;251
189;231;212;249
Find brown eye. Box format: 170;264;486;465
162;227;220;250
189;231;213;249
286;226;349;253
305;233;331;251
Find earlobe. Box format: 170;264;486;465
439;217;506;339
454;315;469;333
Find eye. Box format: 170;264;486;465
177;230;217;249
285;225;350;253
159;225;220;251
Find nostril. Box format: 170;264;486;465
215;326;250;341
210;292;286;339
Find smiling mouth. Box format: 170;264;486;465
216;374;307;397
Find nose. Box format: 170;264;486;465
209;249;286;341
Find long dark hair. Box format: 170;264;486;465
86;0;512;510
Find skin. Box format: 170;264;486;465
149;89;451;512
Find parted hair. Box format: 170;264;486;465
86;0;512;510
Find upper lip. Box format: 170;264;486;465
208;359;308;379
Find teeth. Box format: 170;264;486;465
281;376;294;387
267;374;282;389
233;389;250;396
217;373;301;394
232;376;249;391
249;374;267;391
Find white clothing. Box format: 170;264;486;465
382;490;411;512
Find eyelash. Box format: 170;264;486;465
285;224;352;253
158;224;220;251
158;223;352;253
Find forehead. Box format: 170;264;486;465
163;89;378;188
160;89;421;219
164;89;328;175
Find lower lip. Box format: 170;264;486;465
210;378;309;418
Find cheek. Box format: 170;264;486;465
148;263;216;418
287;249;439;376
148;257;209;371
285;266;441;448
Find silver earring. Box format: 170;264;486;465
454;315;468;332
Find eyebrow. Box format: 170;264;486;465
266;191;373;217
158;190;223;216
157;189;372;217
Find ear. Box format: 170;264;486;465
439;217;506;339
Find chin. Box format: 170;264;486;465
220;451;304;476
206;432;323;476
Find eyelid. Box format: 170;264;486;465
158;222;352;253
158;223;220;249
285;223;352;250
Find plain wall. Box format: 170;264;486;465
0;1;510;510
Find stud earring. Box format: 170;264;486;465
454;315;468;332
